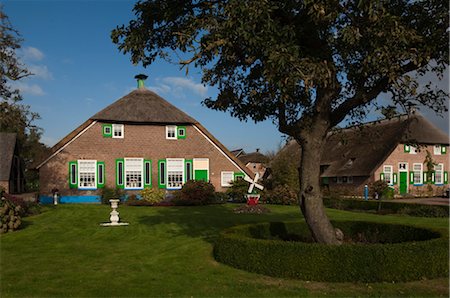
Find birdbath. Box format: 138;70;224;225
100;199;129;226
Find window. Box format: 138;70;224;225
177;126;186;139
144;160;151;187
434;145;442;155
117;159;124;187
78;160;97;189
435;164;443;184
125;158;143;189
166;158;184;189
409;146;418;154
221;171;234;187
70;163;77;185
347;176;353;184
413;163;423;185
337;177;343;184
383;165;393;185
102;124;112;138
158;160;166;187
113;124;124;138
166;125;177;139
185;160;193;181
97;162;105;187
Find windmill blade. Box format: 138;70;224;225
244;175;253;183
254;172;260;181
254;183;264;190
248;183;255;194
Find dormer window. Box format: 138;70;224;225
113;124;124;138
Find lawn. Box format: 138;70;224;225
1;204;448;297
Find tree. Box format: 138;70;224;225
1;6;48;191
112;0;448;244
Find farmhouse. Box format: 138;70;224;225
0;133;25;194
36;75;252;203
279;112;449;196
232;148;269;179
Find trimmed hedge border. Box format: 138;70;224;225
323;197;449;217
214;221;449;282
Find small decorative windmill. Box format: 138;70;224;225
244;173;264;193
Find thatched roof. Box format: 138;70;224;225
0;133;17;181
278;113;449;177
238;151;269;164
91;89;197;124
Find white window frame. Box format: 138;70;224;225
78;160;97;189
166;125;177;140
124;158;143;189
413;163;423;185
104;126;111;135
221;171;234;187
434;145;442;155
112;124;124;138
178;127;186;137
435;163;444;185
383;165;393;185
409;146;418;154
166;158;185;189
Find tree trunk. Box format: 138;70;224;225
296;126;342;244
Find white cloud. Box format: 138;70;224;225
148;84;171;95
28;64;53;80
21;46;44;61
10;81;45;96
161;77;208;96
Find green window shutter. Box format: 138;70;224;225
97;161;105;188
177;126;186;139
69;161;78;189
431;172;435;185
423;172;427;183
409;171;414;184
234;172;245;180
393;173;397;185
444;171;448;184
185;159;193;182
144;159;152;188
102;124;112;138
404;144;410;153
194;170;208;182
379;172;385;181
116;159;124;189
158;160;166;188
441;146;447;154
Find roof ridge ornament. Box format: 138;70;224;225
134;74;148;89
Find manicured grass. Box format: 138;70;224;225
1;204;448;297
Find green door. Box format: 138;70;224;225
399;172;408;194
195;170;208;182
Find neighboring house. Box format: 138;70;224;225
236;149;269;179
0;133;25;194
36;75;253;203
279;113;449;196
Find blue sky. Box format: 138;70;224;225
3;1;449;154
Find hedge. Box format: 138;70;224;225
214;221;449;282
323;197;449;217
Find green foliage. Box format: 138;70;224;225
423;150;437;183
0;197;22;233
140;188;165;204
323;197;449;217
214;221;448;282
268;144;300;192
225;179;249;203
172;180;216;206
262;184;298;205
100;187;124;204
370;180;389;199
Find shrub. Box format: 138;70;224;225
370;180;389;199
262;184;298;205
225;179;249;203
0;197;22;233
100;187;124;204
140;188;165;204
172;180;215;206
233;205;270;214
214;221;448;282
2;194;40;217
398;205;448;218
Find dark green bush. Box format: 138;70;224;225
214;221;448;282
100;187;124;204
262;184;298;205
226;179;249;203
323;197;449;217
172;180;215;206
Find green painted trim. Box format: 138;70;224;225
177;126;186;139
441;145;447;154
158;160;166;188
69;161;78;189
185;159;193;182
144;159;152;188
403;144;410;153
194;169;208;182
234;172;245;180
444;171;448;184
116;159;124;189
97;161;105;188
379;172;384;181
102;124;112;138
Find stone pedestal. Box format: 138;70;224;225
100;199;129;227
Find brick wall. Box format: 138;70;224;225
39;122;245;197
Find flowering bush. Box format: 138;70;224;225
172;180;215;206
140;188;165;204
